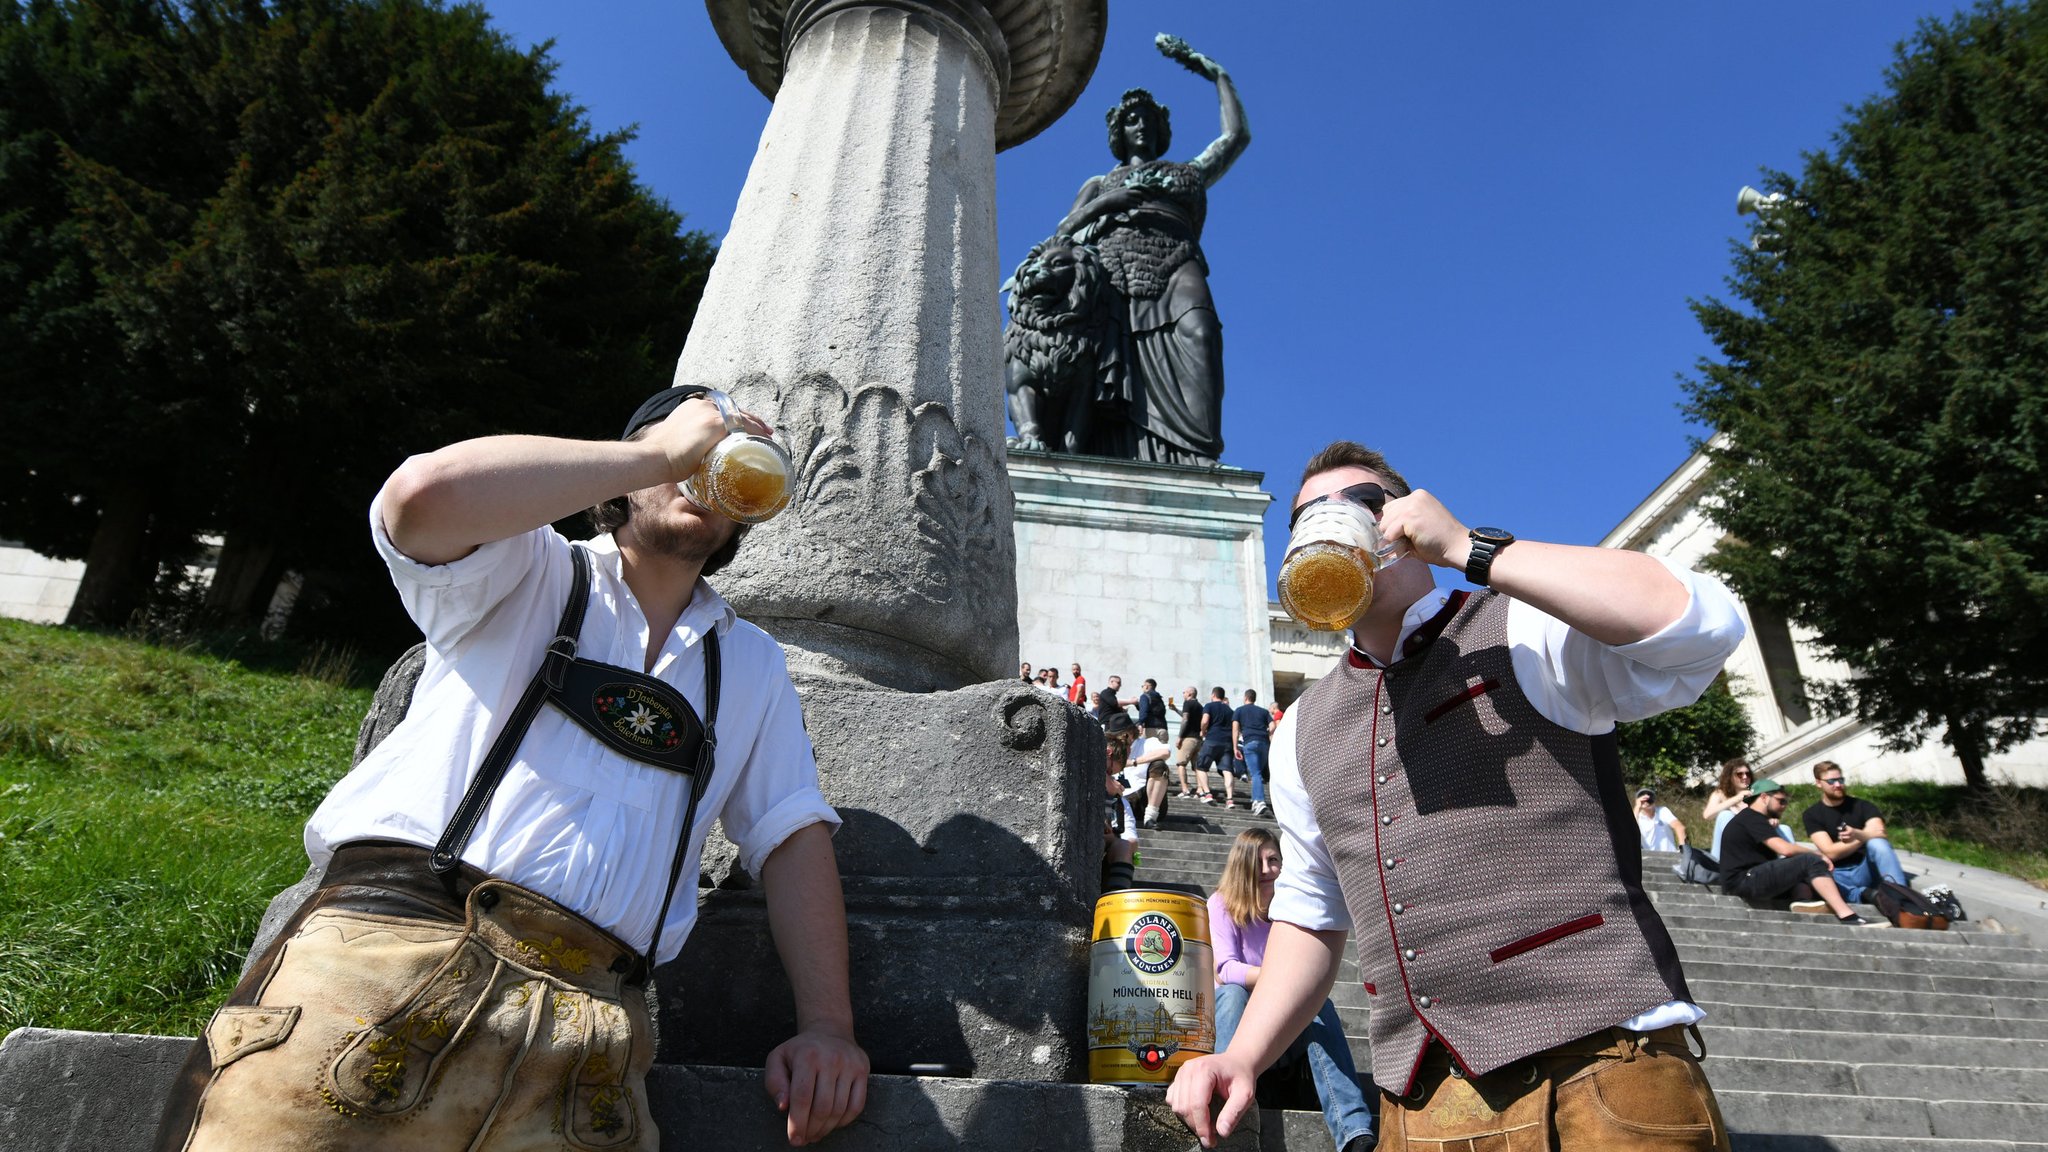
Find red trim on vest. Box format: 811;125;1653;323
1347;590;1472;669
1363;982;1376;995
1488;913;1606;965
1423;677;1501;724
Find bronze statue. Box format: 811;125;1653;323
1004;34;1250;467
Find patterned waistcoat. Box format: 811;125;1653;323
1292;592;1690;1094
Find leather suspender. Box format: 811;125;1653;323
429;542;723;973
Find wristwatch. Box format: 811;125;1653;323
1464;527;1516;587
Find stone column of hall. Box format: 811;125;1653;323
663;0;1110;1082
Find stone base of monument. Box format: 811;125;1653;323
1008;449;1276;704
0;1027;1266;1151
661;679;1102;1083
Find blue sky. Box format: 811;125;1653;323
477;1;1959;590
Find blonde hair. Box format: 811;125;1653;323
1216;827;1280;928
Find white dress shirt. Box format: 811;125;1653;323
1267;558;1745;1033
305;491;839;964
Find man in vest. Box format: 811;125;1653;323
1169;441;1745;1151
155;387;868;1152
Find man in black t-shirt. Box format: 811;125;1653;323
1800;760;1906;904
1232;690;1274;817
1719;780;1876;926
1169;687;1203;798
1194;687;1240;807
1095;675;1130;723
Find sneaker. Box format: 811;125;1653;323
1250;801;1269;816
1175;790;1194;799
1223;800;1238;810
1838;913;1883;927
1142;807;1160;829
1198;792;1215;805
1341;1136;1378;1152
1789;900;1830;914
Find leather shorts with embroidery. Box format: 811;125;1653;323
1378;1026;1731;1152
155;843;656;1152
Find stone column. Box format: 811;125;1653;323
682;0;1100;692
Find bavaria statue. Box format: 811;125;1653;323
1004;33;1250;468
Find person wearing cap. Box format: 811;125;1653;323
1633;787;1689;853
1169;440;1747;1152
1717;779;1875;926
156;386;868;1152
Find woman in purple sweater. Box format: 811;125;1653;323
1207;828;1376;1152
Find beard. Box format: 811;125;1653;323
621;484;736;566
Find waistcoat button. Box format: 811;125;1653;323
1392;902;1405;914
1377;774;1388;784
1381;815;1393;826
1383;858;1395;869
1376;736;1389;747
1381;704;1393;715
1403;948;1416;960
1416;995;1432;1008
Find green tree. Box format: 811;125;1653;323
1685;1;2048;790
1616;675;1756;794
1;0;713;645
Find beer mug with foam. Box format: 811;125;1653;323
1277;499;1404;631
681;389;794;524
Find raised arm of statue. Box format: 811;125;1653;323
1157;34;1249;187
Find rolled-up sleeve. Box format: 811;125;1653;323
1266;712;1353;933
369;484;560;652
714;634;841;875
1511;558;1748;734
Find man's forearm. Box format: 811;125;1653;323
382;435;672;566
759;822;858;1038
1223;921;1344;1070
1483;541;1690;647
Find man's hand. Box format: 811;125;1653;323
1375;489;1472;572
765;1027;869;1147
645;395;774;483
1167;1050;1260;1148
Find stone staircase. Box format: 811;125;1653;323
1132;800;2048;1151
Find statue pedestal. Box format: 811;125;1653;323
1009;449;1275;706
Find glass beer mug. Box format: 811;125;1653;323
681;388;794;524
1277;501;1405;631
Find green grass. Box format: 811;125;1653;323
0;618;371;1036
1664;779;2048;889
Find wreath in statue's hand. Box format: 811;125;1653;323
1155;33;1222;81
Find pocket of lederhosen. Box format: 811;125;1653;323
1386;1062;1553;1151
555;987;651;1150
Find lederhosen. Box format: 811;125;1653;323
156;544;721;1152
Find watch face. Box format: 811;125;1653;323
1472;527;1513;544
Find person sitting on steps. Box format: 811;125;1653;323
1718;779;1878;926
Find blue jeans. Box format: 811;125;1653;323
1829;837;1905;904
1213;982;1374;1150
1241;738;1269;807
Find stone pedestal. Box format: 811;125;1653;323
1009;449;1275;705
660;680;1102;1080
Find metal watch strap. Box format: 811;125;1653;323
430;544;592;876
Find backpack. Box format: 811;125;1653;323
1672;845;1723;886
1871;878;1949;930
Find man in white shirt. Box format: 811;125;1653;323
1169;441;1744;1152
1634;787;1689;853
155;387;867;1152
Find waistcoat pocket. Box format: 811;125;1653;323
1423;678;1502;724
1488;913;1605;965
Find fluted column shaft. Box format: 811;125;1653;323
676;3;1016;691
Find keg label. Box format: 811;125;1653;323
1124;912;1183;975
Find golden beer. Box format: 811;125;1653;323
1278;541;1376;631
685;433;792;524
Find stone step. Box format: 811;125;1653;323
1717;1088;2048;1143
1698;1001;2041;1040
1671;937;2048;979
1708;1056;2048;1106
1683;958;2048;1000
1665;921;2039;956
1731;1137;2048;1152
1689;979;2048;1022
1701;1024;2048;1069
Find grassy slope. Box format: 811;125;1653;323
0;618;369;1036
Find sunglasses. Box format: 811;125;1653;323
1289;482;1392;532
1820;777;1846;786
